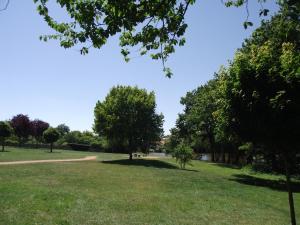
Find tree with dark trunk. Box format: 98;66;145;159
0;121;12;151
94;86;164;160
225;6;300;223
43;128;60;153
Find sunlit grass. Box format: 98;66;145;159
0;147;298;225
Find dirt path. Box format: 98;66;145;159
0;156;97;165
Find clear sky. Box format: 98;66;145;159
0;0;278;134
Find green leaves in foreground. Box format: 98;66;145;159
33;0;196;77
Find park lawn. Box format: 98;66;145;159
0;148;299;225
0;147;126;162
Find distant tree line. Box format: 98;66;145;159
0;114;105;152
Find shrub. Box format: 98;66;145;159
173;142;193;169
68;143;90;151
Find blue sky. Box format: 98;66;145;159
0;0;278;134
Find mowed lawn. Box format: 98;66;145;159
0;148;299;225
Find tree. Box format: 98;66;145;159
43;128;60;152
10;114;32;145
94;86;164;159
0;121;12;151
225;9;300;225
30;119;49;145
56;124;70;136
33;0;279;77
176;78;220;161
173;142;193;169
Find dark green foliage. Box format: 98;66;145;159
57;130;105;151
224;7;300;224
68;143;90;151
94;85;164;159
56;124;70;136
0;121;12;151
43;128;60;152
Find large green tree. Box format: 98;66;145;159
175;78;221;161
94;86;164;159
225;6;300;224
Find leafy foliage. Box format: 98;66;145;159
10;114;32;144
94;85;164;159
30;119;49;143
0;121;12;151
33;0;277;76
173;142;193;169
56;124;70;136
43;127;60;152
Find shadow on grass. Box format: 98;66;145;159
230;174;300;193
214;163;242;170
45;151;62;154
102;159;196;171
0;150;11;152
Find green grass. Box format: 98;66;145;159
0;147;299;225
0;147;126;162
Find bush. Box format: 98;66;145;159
68;143;90;151
173;142;193;169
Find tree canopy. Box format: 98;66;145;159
10;114;32;145
0;121;12;151
30;119;50;143
32;0;286;77
94;85;164;159
43;127;60;152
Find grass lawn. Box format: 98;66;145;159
0;147;299;225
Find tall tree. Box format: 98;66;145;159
225;8;300;224
10;114;31;145
30;119;49;145
178;78;220;161
94;86;164;159
0;121;12;151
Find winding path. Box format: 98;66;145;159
0;156;97;165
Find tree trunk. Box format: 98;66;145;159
2;141;4;152
284;154;296;225
235;152;240;165
222;147;226;163
211;151;215;162
50;143;53;153
227;151;231;164
129;152;133;160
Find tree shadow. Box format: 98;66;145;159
230;174;300;193
214;163;242;170
45;151;62;154
102;159;181;170
0;150;11;152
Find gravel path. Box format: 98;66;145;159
0;156;97;165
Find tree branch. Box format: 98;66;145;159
0;0;9;11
